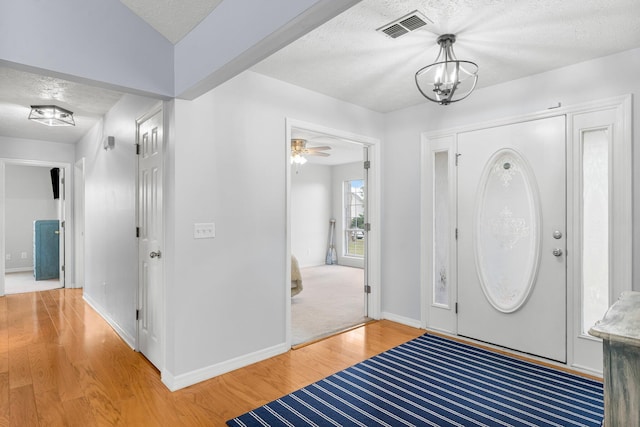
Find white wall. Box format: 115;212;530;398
291;163;332;268
167;70;383;384
0;0;174;97
175;0;359;98
2;0;356;100
0;136;75;163
331;161;364;268
5;165;58;270
75;93;159;346
381;48;640;324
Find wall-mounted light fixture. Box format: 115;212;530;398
28;105;75;126
103;136;115;150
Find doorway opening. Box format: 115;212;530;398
287;120;381;346
1;160;69;295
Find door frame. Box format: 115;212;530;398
135;102;167;373
74;158;85;288
0;159;71;296
285;118;381;347
420;94;632;374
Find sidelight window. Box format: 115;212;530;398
344;179;365;257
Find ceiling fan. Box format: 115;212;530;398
290;138;331;165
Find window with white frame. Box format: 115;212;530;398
581;127;610;334
344;179;365;257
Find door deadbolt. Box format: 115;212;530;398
150;251;162;259
552;248;563;257
552;230;562;239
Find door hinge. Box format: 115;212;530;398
455;302;458;314
136;309;140;320
455;228;458;240
61;177;65;185
136;227;140;238
61;265;65;272
364;285;371;294
455;153;462;166
364;160;371;169
364;223;371;232
135;143;141;155
61;221;65;228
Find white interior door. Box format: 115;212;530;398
362;146;369;316
457;116;566;362
58;167;65;287
137;107;164;369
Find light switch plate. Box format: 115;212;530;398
194;222;215;239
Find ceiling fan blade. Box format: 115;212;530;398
306;146;332;152
306;152;330;157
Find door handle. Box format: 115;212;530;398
552;248;563;257
54;230;60;235
150;251;162;259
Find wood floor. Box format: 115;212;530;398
0;288;424;426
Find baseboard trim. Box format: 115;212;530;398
5;267;33;273
162;342;290;392
381;312;422;329
83;294;136;350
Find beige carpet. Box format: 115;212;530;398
5;271;61;294
292;264;369;345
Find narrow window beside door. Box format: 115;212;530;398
581;128;610;334
344;179;365;257
433;151;450;306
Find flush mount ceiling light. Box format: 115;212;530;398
28;105;75;126
415;34;478;105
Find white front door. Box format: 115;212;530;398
457;116;566;362
137;107;164;369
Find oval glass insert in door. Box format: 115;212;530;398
474;148;541;313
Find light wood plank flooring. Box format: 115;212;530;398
0;288;424;426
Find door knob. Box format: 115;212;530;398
150;251;162;259
552;248;563;257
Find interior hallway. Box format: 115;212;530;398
0;288;423;425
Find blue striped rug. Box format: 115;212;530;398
227;334;603;426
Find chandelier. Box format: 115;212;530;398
415;34;478;105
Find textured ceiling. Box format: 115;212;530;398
0;67;124;144
3;0;640;144
119;0;224;43
252;0;640;112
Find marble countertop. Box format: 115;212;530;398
589;291;640;346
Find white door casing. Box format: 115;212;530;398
568;100;633;373
0;159;71;295
74;158;85;288
422;95;632;373
457;116;567;362
285;118;381;346
137;107;164;369
58;167;66;287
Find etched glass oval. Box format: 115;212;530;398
474;148;541;313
